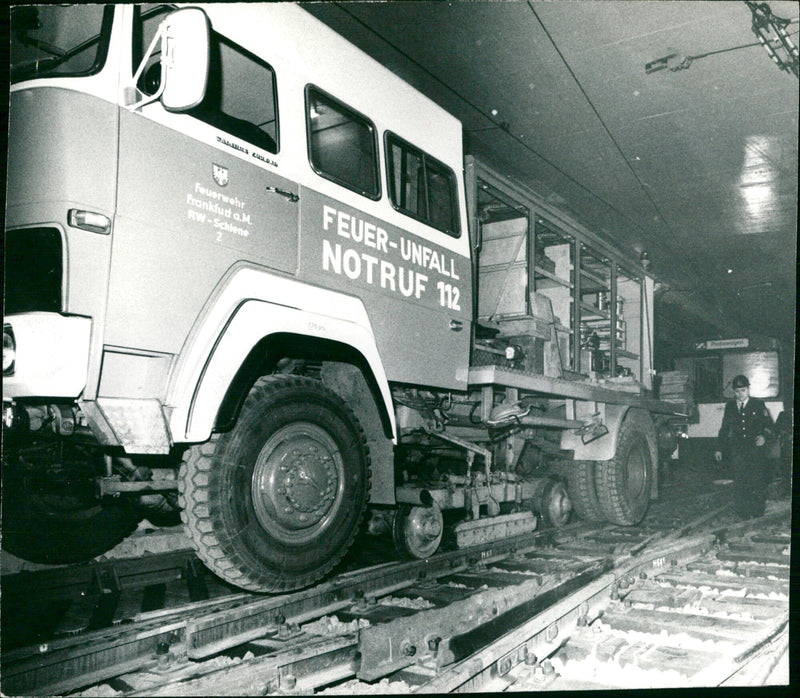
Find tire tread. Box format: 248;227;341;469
566;460;605;522
594;411;654;526
179;374;371;592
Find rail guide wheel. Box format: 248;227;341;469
392;501;444;559
539;477;572;527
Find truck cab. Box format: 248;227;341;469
4;4;682;591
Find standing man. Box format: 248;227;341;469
714;374;774;518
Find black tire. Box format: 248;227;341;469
179;375;371;592
566;460;605;522
1;459;141;564
595;411;654;525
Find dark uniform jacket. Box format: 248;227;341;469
717;396;773;459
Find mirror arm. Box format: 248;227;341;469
126;21;167;111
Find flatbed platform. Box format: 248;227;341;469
468;365;687;416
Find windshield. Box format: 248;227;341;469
690;350;780;401
10;5;114;83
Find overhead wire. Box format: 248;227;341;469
649;30;799;72
525;2;736;329
330;2;671;260
331;1;752;332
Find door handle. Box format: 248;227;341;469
450;319;464;332
265;186;299;203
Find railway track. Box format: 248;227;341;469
418;506;790;693
1;470;790;695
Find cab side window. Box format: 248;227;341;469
306;87;380;199
134;5;278;154
386;133;459;236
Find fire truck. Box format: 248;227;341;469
4;3;686;592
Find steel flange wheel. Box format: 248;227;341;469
393;502;444;559
540;478;572;527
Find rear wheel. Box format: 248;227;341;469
566;460;605;522
179;375;370;592
595;411;654;525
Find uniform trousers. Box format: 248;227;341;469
728;445;768;518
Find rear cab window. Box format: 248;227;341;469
306;86;380;199
385;132;460;237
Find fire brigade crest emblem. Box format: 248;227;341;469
212;164;229;187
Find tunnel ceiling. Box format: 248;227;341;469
304;1;798;357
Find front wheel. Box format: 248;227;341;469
1;445;141;564
179;375;371;592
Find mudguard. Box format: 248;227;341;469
561;403;629;461
562;405;659;500
167;266;395;444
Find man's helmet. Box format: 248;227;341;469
732;374;750;388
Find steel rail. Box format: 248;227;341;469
130;633;361;696
113;506;790;696
416;502;791;693
5;501;786;695
0;529;547;696
416;531;717;692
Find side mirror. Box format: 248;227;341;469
161;8;210;111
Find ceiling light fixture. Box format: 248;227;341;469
736;281;774;293
467;121;510;134
736;282;773;296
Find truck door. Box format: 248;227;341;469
105;8;298;355
297;92;472;391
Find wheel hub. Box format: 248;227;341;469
543;480;572;527
252;423;343;543
395;504;444;559
282;446;337;516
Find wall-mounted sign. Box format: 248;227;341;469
694;338;750;350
